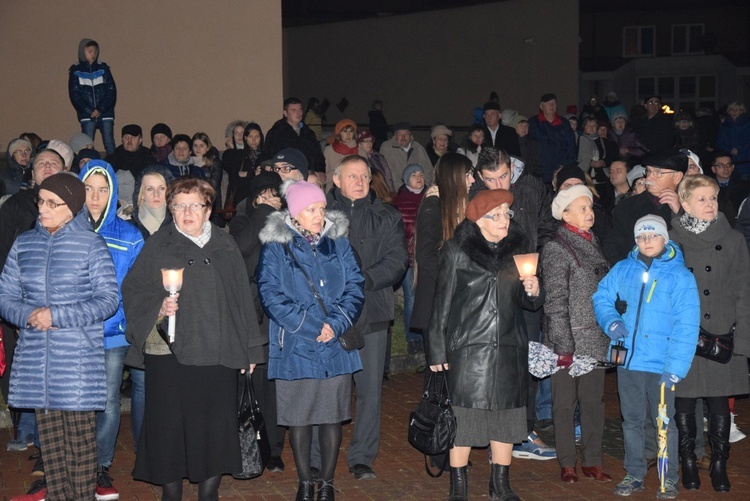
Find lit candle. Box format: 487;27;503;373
160;268;184;344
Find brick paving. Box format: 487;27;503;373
2;369;749;500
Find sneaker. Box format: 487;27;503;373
11;480;46;501
656;479;679;499
511;432;556;460
612;475;644;496
703;416;708;433
95;466;119;500
266;455;285;473
729;413;746;443
6;437;32;452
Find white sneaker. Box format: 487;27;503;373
729;413;746;443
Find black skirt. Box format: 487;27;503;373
133;354;241;484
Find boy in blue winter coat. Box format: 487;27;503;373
593;215;700;499
69;39;117;155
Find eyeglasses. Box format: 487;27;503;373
273;164;297;174
712;162;734;169
646;100;660;105
171;203;208;212
644;168;676;179
482;210;514;221
36;196;67;209
635;234;662;243
13;149;32;156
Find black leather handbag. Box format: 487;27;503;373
233;373;271;479
696;326;734;364
408;372;456;477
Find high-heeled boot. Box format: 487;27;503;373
675;412;700;489
296;480;315;501
489;464;520;501
317;480;334;501
708;413;731;492
448;466;468;501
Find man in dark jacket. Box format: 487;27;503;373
68;39;117;155
710;151;750;227
481;102;521;157
634;95;674;155
603;150;686;265
264;97;326;182
528;93;577;184
105;124;154;204
325;155;408;480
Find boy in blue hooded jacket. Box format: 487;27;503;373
594;215;700;498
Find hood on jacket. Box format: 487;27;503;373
79;159;117;232
259;209;349;245
627;239;683;267
78;38;98;63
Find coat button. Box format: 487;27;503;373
704;289;710;296
188;259;195;265
688;267;694;273
594;268;600;275
204;258;211;265
715;245;722;250
705;266;711;272
490;309;497;314
704;313;711;319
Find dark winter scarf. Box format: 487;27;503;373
679;212;716;234
454;218;529;273
291;217;322;246
241;147;262;173
562;222;593;242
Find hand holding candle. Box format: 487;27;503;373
161;268;184;344
513;253;539;296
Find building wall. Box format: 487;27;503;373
0;0;283;152
283;0;579;140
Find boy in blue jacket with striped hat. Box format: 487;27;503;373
594;215;700;499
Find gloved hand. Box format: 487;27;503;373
556;353;573;369
607;321;628;340
658;372;682;389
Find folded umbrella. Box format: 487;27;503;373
569;355;598;377
528;341;560;378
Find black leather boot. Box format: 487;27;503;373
675;412;700;490
317;480;334;501
489;464;520;501
448;466;468;501
708;413;731;492
296;480;315;501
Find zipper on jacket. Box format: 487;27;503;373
43;235;53;412
646;279;657;303
279;328;285;350
625;269;650;369
90;62;97;109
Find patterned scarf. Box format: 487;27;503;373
562;222;593;242
291;217;323;246
679;212;715;234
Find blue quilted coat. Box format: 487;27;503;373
257;210;364;380
80;160;144;349
0;209;119;411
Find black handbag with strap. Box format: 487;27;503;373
696;326;735;364
233;373;271;479
283;243;364;351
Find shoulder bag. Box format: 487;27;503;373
696;326;734;364
233;373;271;479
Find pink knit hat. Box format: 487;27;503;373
286;181;326;218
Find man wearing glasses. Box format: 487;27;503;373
634;94;674;155
604;150;686;265
269;147;308;182
711;151;750;227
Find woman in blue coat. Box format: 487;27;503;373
258;180;364;501
0;173;118;501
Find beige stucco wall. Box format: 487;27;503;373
284;0;579;138
0;0;283;152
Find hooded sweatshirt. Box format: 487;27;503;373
69;38;117;122
79;160;144;348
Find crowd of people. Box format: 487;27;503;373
1;40;749;501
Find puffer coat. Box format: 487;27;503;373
593;242;700;378
0;209;119;410
541;225;611;361
257;210;364;380
428;220;544;410
670;213;750;397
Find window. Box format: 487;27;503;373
672;24;704;55
623;26;655;57
637;75;717;112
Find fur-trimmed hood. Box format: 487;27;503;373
453;218;529;273
258;209;349;244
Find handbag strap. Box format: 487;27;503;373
423;453;449;478
284;243;328;316
426;371;452;404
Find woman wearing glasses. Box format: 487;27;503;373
122;177;265;500
541;185;611;483
0;173;118;500
429;189;544;501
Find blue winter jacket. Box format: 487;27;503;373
528;112;578;183
80;160;144;349
0;209;119;411
593;242;700;378
68;38;117;122
717;113;750;168
257;210;364;380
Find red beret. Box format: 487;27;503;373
466;189;514;222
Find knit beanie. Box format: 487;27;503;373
679;148;703;174
8;138;33;157
151;123;173;142
285;181;326;218
77;148;101;162
430;124;452;139
555;163;586;190
39;173;86;215
402;164;424;187
47;139;74;168
552;185;593;220
465;189;514;222
69;133;94;154
334;119;357;138
634;215;669;243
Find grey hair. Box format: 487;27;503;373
333;154;371;178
